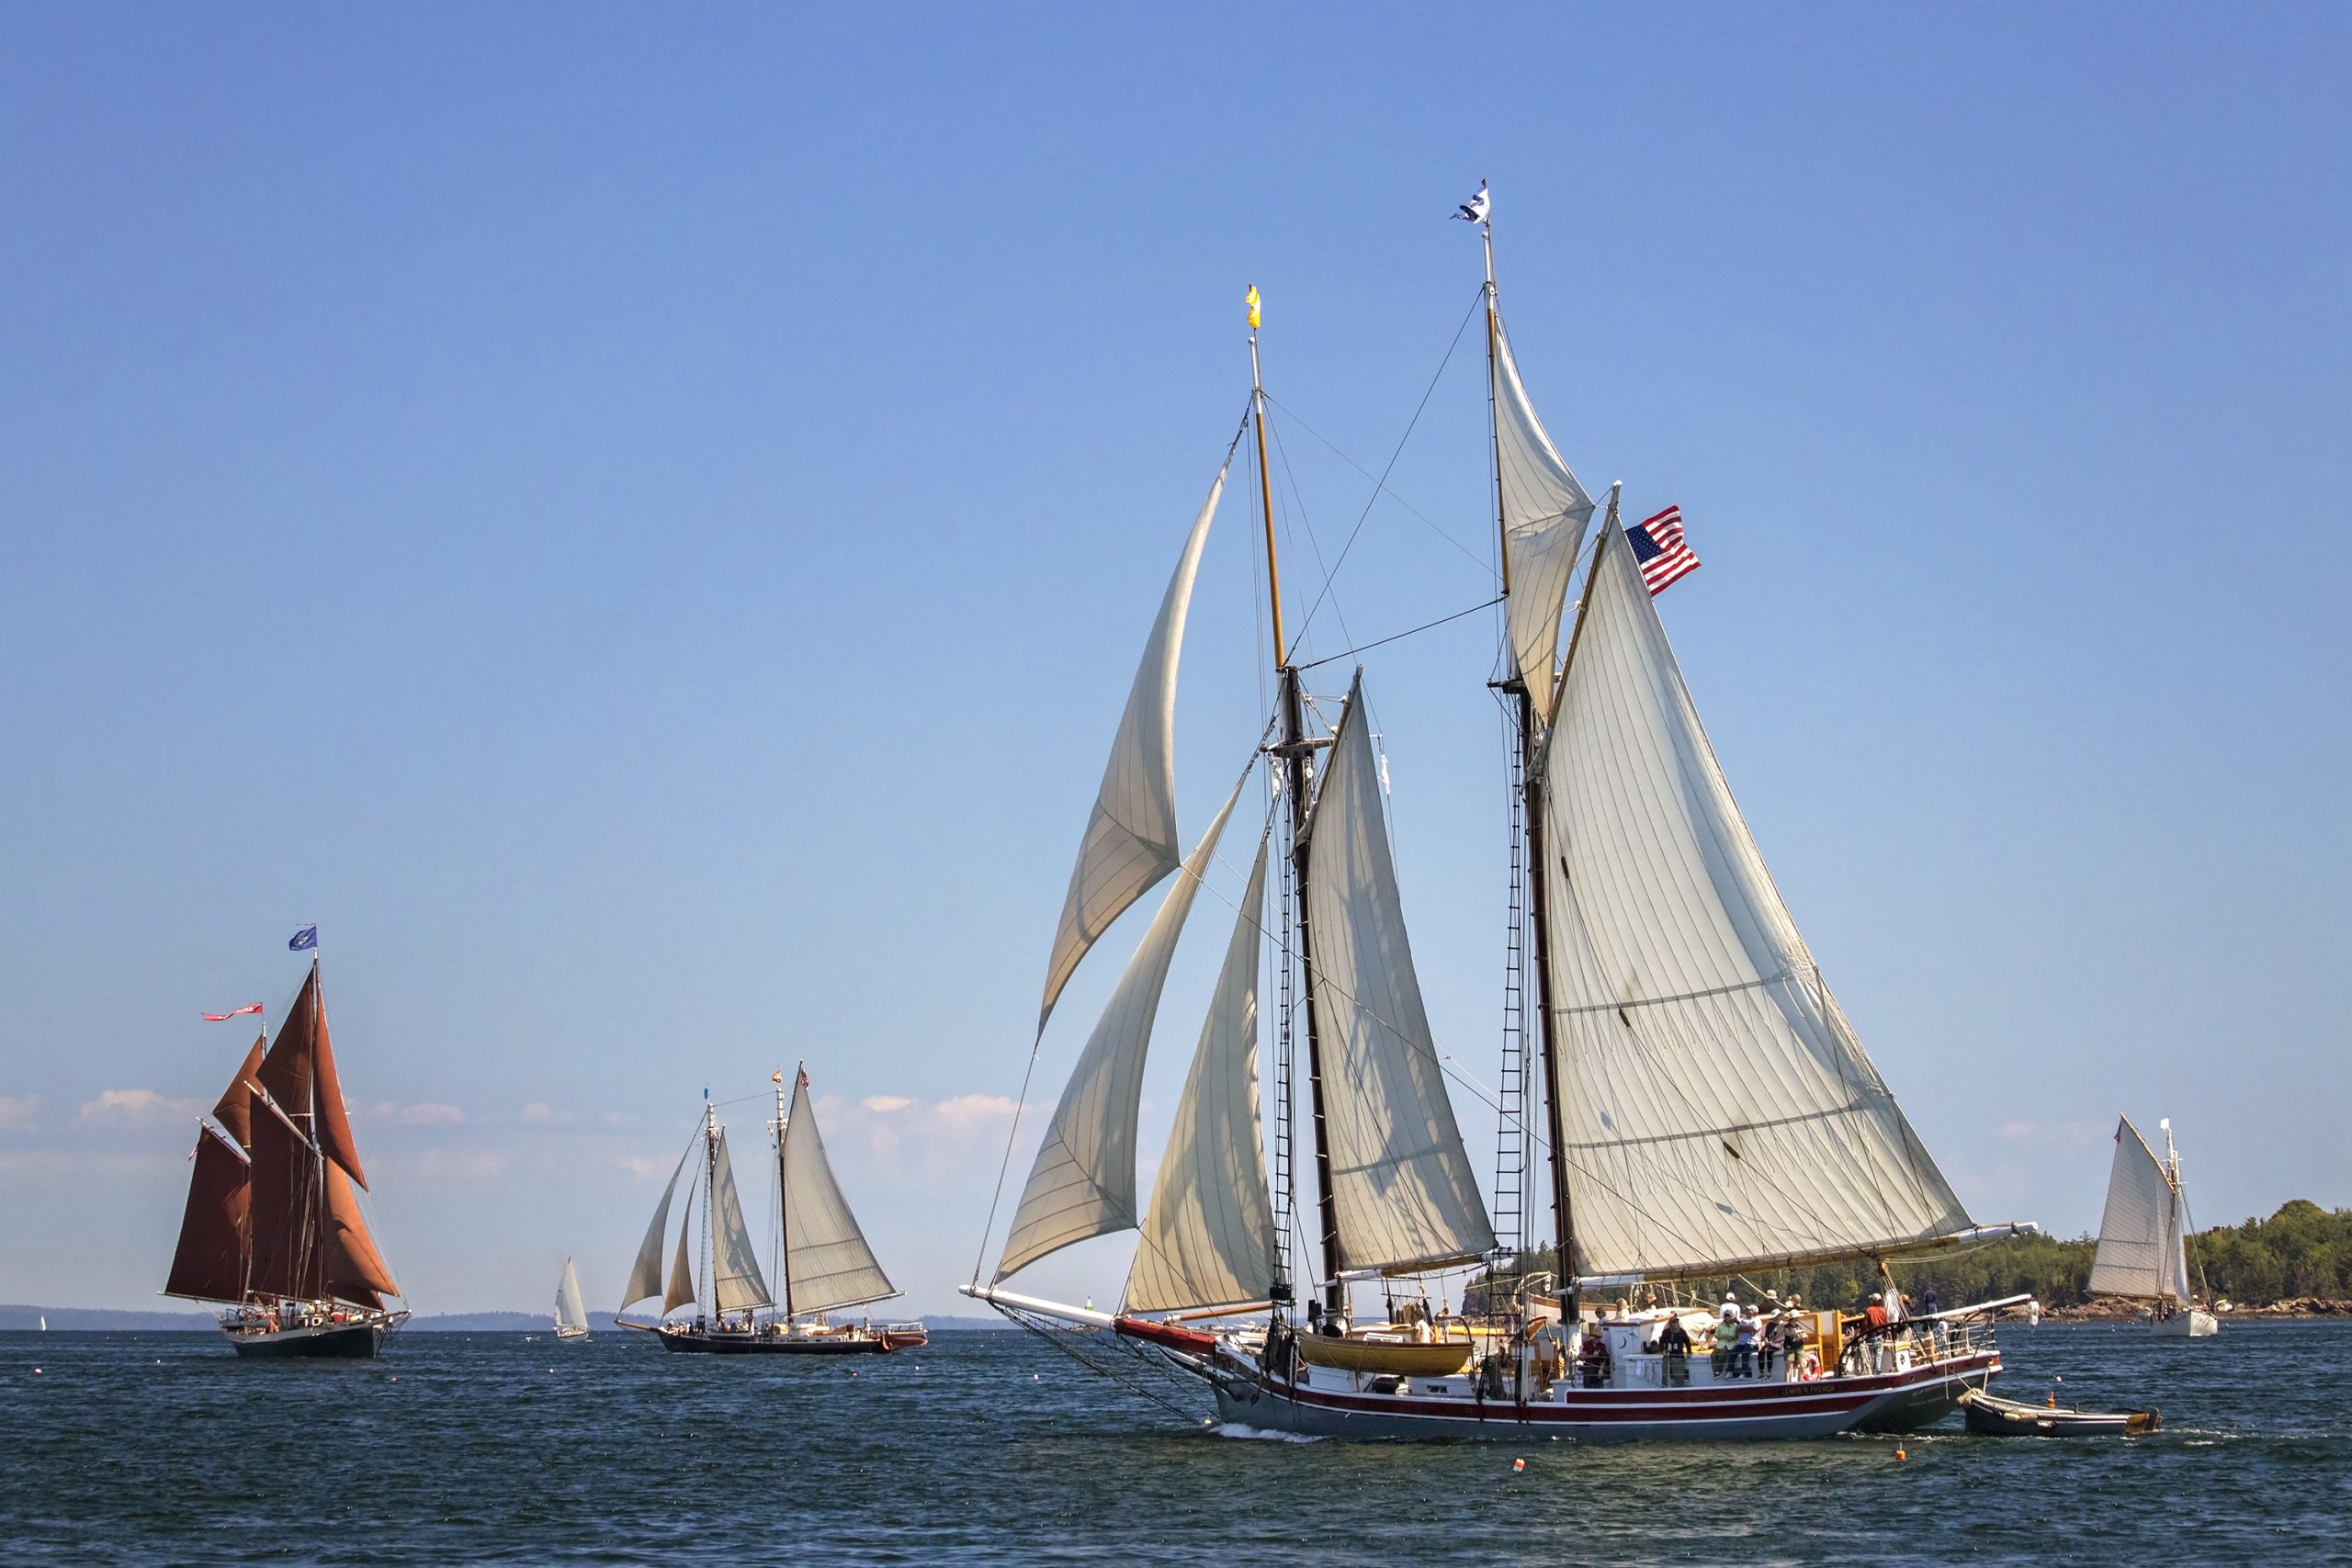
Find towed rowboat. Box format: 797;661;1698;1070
1961;1388;2158;1437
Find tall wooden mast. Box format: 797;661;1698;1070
1250;286;1344;1315
774;1068;795;1322
1481;208;1577;1304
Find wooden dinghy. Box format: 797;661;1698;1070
1294;1325;1476;1378
1960;1387;2159;1437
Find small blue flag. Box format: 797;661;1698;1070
288;925;318;952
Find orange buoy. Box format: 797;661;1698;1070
1512;1458;1526;1472
1895;1446;1908;1461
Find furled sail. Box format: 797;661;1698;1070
620;1146;692;1310
322;1159;398;1307
246;1089;323;1301
210;1036;265;1151
556;1258;589;1332
778;1072;897;1315
999;768;1250;1280
707;1132;773;1313
256;964;367;1190
1539;525;1973;1281
664;1190;698;1314
164;1126;251;1303
1037;468;1226;1032
1126;836;1279;1314
2089;1117;2191;1302
1304;674;1497;1274
1492;313;1596;716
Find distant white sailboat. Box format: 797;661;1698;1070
2091;1116;2219;1337
553;1258;590;1340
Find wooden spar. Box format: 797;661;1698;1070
775;1068;795;1322
1250;289;1343;1314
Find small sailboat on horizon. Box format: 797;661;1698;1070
616;1067;925;1354
164;949;408;1358
553;1257;590;1340
2091;1116;2220;1337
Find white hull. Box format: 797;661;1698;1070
2151;1307;2219;1338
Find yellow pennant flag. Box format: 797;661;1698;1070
1245;284;1261;331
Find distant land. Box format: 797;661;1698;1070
1;1305;1013;1332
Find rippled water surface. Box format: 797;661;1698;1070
2;1322;2346;1562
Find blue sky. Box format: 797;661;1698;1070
2;4;2345;1315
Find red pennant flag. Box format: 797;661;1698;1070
201;1003;264;1021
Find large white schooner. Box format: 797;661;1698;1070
965;186;2038;1440
617;1068;926;1354
2090;1116;2220;1337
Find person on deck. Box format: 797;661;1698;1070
1758;1306;1782;1380
1862;1292;1891;1372
1781;1300;1812;1378
1657;1314;1693;1385
1713;1305;1739;1379
1734;1308;1758;1379
1578;1330;1611;1389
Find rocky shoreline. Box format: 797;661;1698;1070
2039;1298;2351;1323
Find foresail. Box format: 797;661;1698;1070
1493;314;1596;716
620;1146;690;1310
2090;1117;2178;1300
1540;527;1973;1281
708;1131;774;1313
1126;836;1278;1314
1037;468;1226;1032
780;1075;897;1314
664;1190;697;1314
1305;674;1497;1274
998;767;1250;1281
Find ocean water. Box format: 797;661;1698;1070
1;1321;2345;1563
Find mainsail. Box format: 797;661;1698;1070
246;1089;323;1302
1126;837;1279;1314
1491;313;1597;716
1539;525;1973;1280
999;770;1250;1280
1304;673;1497;1274
777;1072;897;1316
2089;1117;2193;1302
1037;468;1226;1032
556;1258;589;1333
707;1132;774;1313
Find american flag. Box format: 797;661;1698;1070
1626;505;1699;595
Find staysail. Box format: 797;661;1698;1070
999;769;1250;1280
1304;674;1497;1274
556;1258;589;1333
1037;468;1226;1032
1539;525;1973;1281
707;1131;773;1313
620;1146;692;1310
2089;1117;2191;1302
778;1072;897;1315
164;1126;251;1303
1126;836;1279;1314
1492;314;1596;716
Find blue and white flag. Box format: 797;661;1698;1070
1453;180;1489;224
288;924;318;952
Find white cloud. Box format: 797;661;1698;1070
934;1093;1017;1132
78;1089;202;1125
522;1101;569;1125
0;1096;37;1132
862;1095;914;1114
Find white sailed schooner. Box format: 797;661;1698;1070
965;188;2034;1439
553;1257;591;1339
2091;1116;2219;1337
616;1068;926;1354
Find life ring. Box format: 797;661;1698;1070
1799;1350;1822;1382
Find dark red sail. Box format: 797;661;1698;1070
322;1161;398;1307
246;1089;323;1302
163;1127;251;1303
256;968;318;1123
210;1035;266;1150
310;985;368;1190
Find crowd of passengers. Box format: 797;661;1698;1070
1573;1287;1947;1388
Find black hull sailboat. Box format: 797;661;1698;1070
617;1067;922;1352
166;953;408;1360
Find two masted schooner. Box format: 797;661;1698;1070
2090;1116;2220;1337
965;187;2034;1439
617;1067;926;1353
165;954;408;1358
